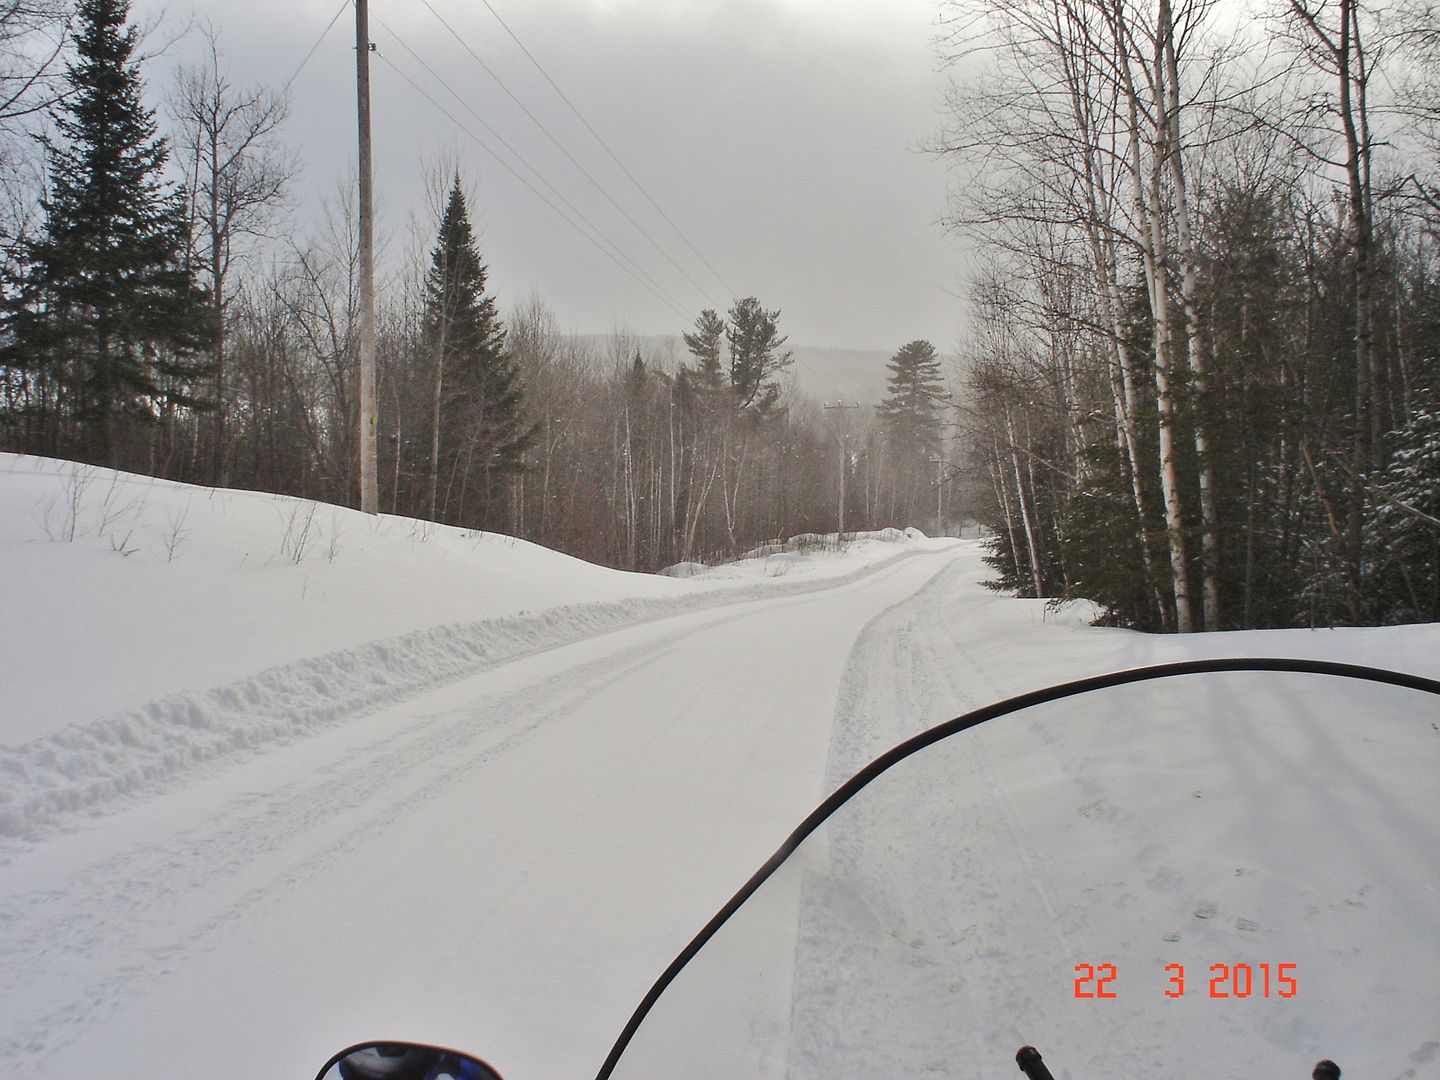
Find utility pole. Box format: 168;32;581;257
355;0;379;514
824;401;861;537
930;456;946;537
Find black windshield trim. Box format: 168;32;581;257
593;657;1440;1079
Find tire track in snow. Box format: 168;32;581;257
919;596;1183;1070
820;554;982;788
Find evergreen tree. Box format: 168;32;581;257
423;177;533;526
725;296;791;413
1365;399;1440;623
3;0;212;468
877;339;946;457
682;308;726;391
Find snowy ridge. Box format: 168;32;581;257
0;538;928;841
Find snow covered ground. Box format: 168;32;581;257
1;453;1436;1080
0;455;926;838
610;667;1440;1080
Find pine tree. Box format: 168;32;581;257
725;296;791;413
877;340;946;457
682;308;726;391
4;0;212;468
423;177;533;526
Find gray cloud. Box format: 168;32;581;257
141;0;965;354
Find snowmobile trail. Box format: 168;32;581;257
768;560;1440;1080
785;549;1084;1077
0;543;968;1079
9;536;1435;1080
0;639;673;1064
0;538;939;843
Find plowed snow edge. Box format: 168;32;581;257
0;544;936;840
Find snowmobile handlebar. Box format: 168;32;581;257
1015;1046;1056;1080
1017;1045;1342;1080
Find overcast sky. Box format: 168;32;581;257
138;0;971;355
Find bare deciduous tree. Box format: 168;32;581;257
170;24;293;483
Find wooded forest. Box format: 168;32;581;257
1;0;1437;630
939;0;1440;629
0;0;958;576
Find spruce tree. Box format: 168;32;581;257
4;0;211;468
423;177;533;526
1364;400;1440;622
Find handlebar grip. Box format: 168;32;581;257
1016;1045;1057;1080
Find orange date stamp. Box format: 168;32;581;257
1073;962;1298;999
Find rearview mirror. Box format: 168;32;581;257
315;1041;504;1080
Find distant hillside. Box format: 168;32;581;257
785;345;891;406
570;335;960;407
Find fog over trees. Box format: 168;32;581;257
0;0;1435;627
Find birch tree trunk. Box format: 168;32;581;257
1060;6;1170;625
1007;407;1047;596
1115;31;1196;632
1158;0;1221;629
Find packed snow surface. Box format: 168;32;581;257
0;453;1436;1080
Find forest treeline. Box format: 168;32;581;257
2;0;1436;628
0;0;955;573
939;0;1440;628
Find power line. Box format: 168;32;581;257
790;351;828;390
416;0;720;311
474;0;738;301
277;0;349;102
374;51;693;322
376;20;694;318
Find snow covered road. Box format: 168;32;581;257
3;541;975;1079
4;460;1437;1080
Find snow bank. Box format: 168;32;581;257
667;528;927;582
2;454;699;742
0;455;946;839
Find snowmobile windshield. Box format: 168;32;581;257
595;659;1440;1080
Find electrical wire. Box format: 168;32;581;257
417;0;722;310
277;0;349;102
375;51;694;323
376;19;695;319
473;0;738;301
